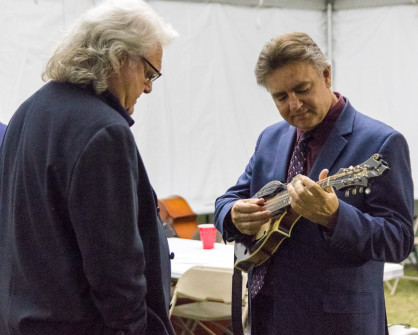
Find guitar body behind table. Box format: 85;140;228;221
158;195;198;239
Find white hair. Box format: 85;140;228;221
43;0;178;94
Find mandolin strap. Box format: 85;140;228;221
232;254;244;335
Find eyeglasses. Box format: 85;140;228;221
142;57;162;83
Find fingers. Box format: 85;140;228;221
233;198;265;214
288;176;315;200
287;180;309;214
290;171;332;197
287;175;323;216
318;169;333;193
231;198;272;235
318;169;329;181
287;173;339;226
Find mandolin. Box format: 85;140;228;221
234;153;389;272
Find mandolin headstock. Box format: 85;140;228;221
331;154;389;196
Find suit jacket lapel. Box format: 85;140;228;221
273;125;295;183
309;100;356;179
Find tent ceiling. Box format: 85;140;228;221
158;0;416;10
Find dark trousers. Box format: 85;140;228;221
251;294;275;335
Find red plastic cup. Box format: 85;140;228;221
199;224;217;249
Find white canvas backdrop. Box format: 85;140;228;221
332;4;418;206
0;0;416;211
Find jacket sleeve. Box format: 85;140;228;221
329;131;415;263
68;123;147;333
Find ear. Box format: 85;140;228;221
323;66;332;88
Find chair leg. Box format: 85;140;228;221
190;320;199;334
390;278;400;295
385;279;400;295
196;321;217;335
174;317;195;335
207;321;233;335
402;275;418;281
414;248;418;270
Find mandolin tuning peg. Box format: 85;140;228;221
345;189;350;197
359;187;364;193
352;188;357;195
365;187;371;195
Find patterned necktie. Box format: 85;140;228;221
250;263;268;298
250;131;311;298
287;131;312;183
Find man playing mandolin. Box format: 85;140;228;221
214;32;414;335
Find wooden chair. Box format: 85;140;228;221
170;266;248;335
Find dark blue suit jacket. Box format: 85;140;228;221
215;98;414;334
0;82;174;335
0;122;6;145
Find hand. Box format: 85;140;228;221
231;198;272;236
286;169;339;229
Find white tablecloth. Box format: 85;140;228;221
168;237;234;279
168;237;404;282
383;262;404;282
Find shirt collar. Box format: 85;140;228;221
99;90;135;127
297;92;345;139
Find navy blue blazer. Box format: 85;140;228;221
0;82;174;335
0;122;6;145
215;98;414;334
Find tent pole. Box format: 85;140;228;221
327;1;334;85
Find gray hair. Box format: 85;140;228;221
255;32;330;87
42;0;178;94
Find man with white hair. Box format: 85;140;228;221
0;1;177;334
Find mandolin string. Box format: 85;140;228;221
263;170;357;213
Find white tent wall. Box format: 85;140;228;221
0;0;97;122
332;5;418;204
0;1;416;211
137;1;325;210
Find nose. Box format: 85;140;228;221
144;80;152;94
288;93;302;112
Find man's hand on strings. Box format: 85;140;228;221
231;198;272;236
286;169;339;229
